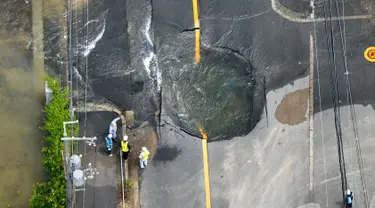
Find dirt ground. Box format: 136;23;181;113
126;122;158;208
275;88;309;125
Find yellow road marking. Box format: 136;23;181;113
197;124;211;208
192;0;201;63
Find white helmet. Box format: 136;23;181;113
142;146;148;152
123;135;128;141
108;134;113;139
346;189;351;195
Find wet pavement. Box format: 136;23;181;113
140;114;206;208
4;0;370;206
138;0;375;207
75;112;121;208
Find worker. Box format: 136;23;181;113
346;189;353;207
109;116;121;140
121;135;132;160
139;146;149;169
105;133;113;156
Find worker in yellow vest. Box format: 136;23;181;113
121;135;132;160
139;146;149;169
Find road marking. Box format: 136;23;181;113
192;0;201;63
364;46;375;62
310;0;314;19
271;0;371;23
197;125;211;208
309;32;314;191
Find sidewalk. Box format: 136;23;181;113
75;112;121;208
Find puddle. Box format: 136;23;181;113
275;88;308;125
153;146;181;163
162;46;258;140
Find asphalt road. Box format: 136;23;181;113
140;0;375;207
144;0;313;206
140;115;206;208
67;0;375;206
312;4;375;207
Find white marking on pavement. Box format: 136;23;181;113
317;169;368;185
270;0;371;23
313;20;329;206
309;32;314;191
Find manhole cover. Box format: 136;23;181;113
364;46;375;62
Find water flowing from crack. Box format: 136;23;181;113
142;9;162;92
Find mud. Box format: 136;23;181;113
127;123;158;167
275;88;309;125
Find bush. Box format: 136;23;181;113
29;76;76;208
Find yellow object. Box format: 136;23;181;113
196;123;211;208
201;139;211;208
364;46;375;62
192;0;201;63
121;141;129;152
143;151;149;160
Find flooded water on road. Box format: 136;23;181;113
0;0;44;207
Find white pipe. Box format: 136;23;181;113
120;151;125;206
61;137;97;141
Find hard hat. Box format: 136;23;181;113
142;146;148;152
346;190;351;195
111;122;116;126
123;135;128;141
108;134;113;139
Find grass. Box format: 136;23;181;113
117;179;133;208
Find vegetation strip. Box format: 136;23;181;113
29;76;77;208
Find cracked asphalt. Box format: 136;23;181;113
139;0;375;207
65;0;375;207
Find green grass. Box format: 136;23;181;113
29;76;77;208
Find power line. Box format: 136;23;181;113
322;0;348;200
332;0;369;206
82;0;90;206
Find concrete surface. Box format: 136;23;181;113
208;77;311;208
75;112;122;208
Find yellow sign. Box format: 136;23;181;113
364;46;375;62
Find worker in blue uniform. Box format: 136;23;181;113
105;133;113;156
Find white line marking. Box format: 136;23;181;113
271;0;371;23
309;32;314;191
313;18;329;207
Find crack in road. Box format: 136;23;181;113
180;27;200;33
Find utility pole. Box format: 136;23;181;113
62;120;77;208
62;121;99;207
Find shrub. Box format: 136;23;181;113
29;76;76;208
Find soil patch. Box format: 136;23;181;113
275;88;308;125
